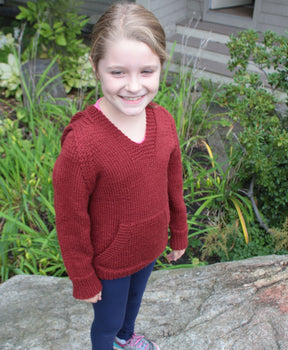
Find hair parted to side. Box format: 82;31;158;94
90;1;168;71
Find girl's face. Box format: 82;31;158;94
96;39;161;119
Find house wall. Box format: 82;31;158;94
78;0;116;16
5;0;127;16
5;0;28;5
187;0;202;19
200;0;288;35
80;0;191;32
6;0;288;36
255;0;288;35
137;0;190;33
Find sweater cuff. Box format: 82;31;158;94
71;272;103;300
169;229;188;251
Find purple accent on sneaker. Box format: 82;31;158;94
114;333;160;350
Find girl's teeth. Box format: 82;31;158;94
123;96;141;101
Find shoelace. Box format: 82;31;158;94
126;334;148;350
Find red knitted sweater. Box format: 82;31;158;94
53;104;188;299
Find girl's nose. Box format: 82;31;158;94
126;75;141;92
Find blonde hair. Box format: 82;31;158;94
90;2;168;71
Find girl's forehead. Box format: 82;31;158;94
103;39;160;65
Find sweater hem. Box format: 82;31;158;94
94;249;165;281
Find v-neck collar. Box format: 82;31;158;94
89;104;157;152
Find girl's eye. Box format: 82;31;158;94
142;70;153;75
111;71;124;76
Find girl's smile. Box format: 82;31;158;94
95;39;161;120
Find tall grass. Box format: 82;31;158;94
0;98;70;280
156;58;227;156
0;51;98;280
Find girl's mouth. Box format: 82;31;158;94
120;95;145;102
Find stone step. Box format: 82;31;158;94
166;20;237;83
166;33;233;79
177;18;241;41
166;18;269;85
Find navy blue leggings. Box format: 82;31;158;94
90;260;155;350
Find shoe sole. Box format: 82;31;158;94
113;340;160;350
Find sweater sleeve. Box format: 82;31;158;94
167;117;189;250
53;129;102;299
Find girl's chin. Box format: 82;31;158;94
119;107;146;118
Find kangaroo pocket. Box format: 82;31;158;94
93;208;169;270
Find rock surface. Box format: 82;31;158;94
1;255;288;350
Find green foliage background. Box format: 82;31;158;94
1;6;288;282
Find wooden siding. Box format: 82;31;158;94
5;0;288;36
256;0;288;34
5;0;116;15
138;0;189;32
79;0;117;16
187;0;202;19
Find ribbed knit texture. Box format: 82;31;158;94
53;103;188;299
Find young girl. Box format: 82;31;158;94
53;2;188;350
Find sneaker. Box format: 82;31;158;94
113;333;160;350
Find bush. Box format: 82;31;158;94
0;0;95;99
17;0;96;92
217;29;288;227
202;221;288;263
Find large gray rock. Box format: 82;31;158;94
1;255;288;350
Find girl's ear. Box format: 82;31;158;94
89;56;99;78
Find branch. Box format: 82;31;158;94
247;175;275;235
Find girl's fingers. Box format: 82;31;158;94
83;291;102;303
166;249;185;262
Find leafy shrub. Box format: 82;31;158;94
202;220;288;263
0;32;16;63
0;0;95;98
0;52;22;99
16;0;95;92
217;29;288;227
0;32;23;99
0;63;97;280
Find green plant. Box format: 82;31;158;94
216;29;288;228
271;217;288;252
155;50;230;154
17;0;88;58
63;52;95;92
0;51;100;281
0;31;16;62
0;32;23;99
0;95;70;281
201;222;279;262
0;52;22;99
228;29;288;94
16;0;93;92
188;143;253;243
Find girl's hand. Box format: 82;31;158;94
83;291;102;303
166;249;186;263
